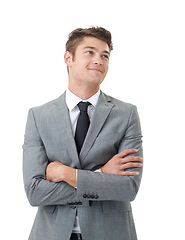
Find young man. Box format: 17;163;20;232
23;27;143;240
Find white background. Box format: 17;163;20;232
0;0;185;239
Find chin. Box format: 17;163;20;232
87;76;103;84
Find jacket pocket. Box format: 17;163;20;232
102;201;131;213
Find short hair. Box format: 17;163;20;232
66;26;113;58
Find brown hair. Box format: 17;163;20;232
66;26;113;58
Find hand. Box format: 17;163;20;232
101;149;143;176
46;161;77;188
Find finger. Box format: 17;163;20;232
117;149;138;158
120;156;143;164
121;162;143;170
121;171;140;176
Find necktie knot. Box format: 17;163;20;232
77;101;91;112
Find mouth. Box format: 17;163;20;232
88;68;103;73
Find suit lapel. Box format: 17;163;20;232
52;92;82;169
80;92;114;161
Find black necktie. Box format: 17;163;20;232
75;101;91;154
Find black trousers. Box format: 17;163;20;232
70;233;83;240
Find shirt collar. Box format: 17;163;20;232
66;89;100;111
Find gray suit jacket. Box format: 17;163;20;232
23;91;143;240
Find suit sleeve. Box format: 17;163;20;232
76;105;143;202
23;109;77;206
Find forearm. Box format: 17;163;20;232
76;146;143;202
57;148;142;198
76;169;140;202
23;152;77;206
24;178;76;206
23;140;77;206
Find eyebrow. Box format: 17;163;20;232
83;46;110;55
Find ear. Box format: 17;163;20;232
64;51;72;67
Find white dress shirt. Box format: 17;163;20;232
65;88;100;234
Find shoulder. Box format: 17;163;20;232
102;91;136;112
102;92;141;128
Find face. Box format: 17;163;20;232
65;37;110;89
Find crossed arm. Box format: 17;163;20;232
23;105;143;205
46;148;143;188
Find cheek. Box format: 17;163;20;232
104;63;109;73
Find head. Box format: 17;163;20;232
65;27;113;60
64;27;113;96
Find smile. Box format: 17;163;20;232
88;68;103;73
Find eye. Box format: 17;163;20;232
86;51;93;55
102;54;109;60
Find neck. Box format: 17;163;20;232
68;82;100;100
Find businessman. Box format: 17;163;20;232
23;27;143;240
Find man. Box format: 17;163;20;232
23;27;143;240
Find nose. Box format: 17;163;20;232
93;54;103;65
